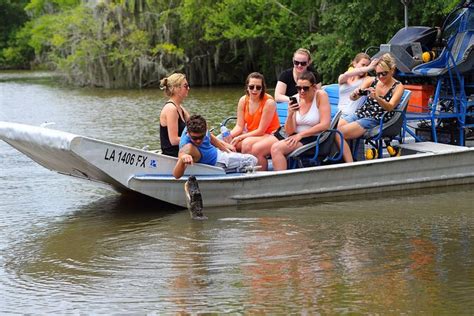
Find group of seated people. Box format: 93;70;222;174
158;48;405;178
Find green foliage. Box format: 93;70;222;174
304;0;460;82
0;0;29;47
0;0;32;68
0;0;464;85
25;0;80;16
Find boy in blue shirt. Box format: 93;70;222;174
173;115;258;178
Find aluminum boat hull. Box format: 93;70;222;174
1;121;473;208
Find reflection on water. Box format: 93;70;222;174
2;185;474;313
2;186;474;313
1;71;474;313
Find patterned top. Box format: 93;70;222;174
356;78;400;122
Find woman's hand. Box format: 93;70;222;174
284;134;302;146
368;58;379;71
350;88;361;100
367;87;377;99
289;98;301;113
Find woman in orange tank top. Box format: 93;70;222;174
229;72;280;153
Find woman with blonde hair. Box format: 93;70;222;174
274;48;322;102
159;73;191;157
336;53;405;163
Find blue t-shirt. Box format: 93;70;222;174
179;128;218;165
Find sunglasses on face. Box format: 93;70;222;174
293;60;308;67
376;71;389;78
189;133;205;141
182;83;190;89
248;85;262;91
296;85;311;92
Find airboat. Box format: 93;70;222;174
1;1;474;208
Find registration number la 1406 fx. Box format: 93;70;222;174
104;148;148;168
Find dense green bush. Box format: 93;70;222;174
0;0;459;87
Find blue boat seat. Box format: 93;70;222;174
404;6;474;146
354;89;412;159
412;30;474;76
287;110;343;168
275;83;341;122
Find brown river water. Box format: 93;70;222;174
1;71;474;313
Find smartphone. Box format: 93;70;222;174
289;97;299;110
289;96;300;109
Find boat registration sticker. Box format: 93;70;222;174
104;148;148;168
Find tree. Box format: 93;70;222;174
0;0;32;68
303;0;459;83
1;0;462;86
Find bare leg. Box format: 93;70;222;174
241;135;267;154
271;140;302;171
250;135;278;171
337;122;366;163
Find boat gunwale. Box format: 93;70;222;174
131;145;474;182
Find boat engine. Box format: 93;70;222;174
371;26;439;74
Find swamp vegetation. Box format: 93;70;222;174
0;0;459;88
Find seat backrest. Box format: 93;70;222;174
287;110;343;161
365;89;412;139
322;84;340;116
276;101;288;125
330;110;342;129
412;30;474;75
450;30;474;72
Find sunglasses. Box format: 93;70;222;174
293;60;308;67
295;85;311;92
182;83;190;89
376;71;389;78
189;133;205;141
248;85;262;91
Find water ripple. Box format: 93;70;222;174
2;72;474;313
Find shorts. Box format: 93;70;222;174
342;113;379;130
300;135;319;145
273;127;287;141
215;150;258;173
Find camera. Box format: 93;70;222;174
358;89;370;96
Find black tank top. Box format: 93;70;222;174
160;101;186;157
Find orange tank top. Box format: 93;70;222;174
243;93;280;134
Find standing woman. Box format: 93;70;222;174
336;53;404;163
270;71;331;171
338;53;378;116
159;73;191;157
229;72;281;154
274;48;322;102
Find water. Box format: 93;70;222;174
1;71;474;313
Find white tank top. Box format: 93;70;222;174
295;94;320;133
338;78;366;115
